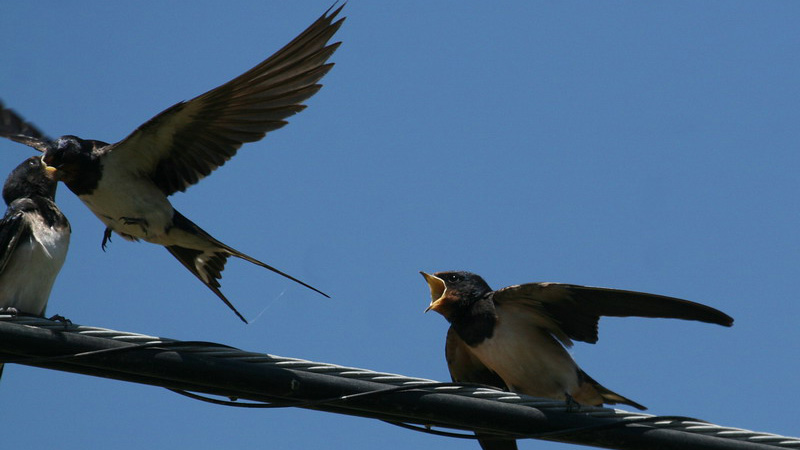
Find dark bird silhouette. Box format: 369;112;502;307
0;6;345;323
421;270;733;450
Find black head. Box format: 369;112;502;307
42;135;94;184
2;156;58;205
421;270;492;318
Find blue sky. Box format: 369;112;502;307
1;1;798;449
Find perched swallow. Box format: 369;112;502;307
0;6;345;323
421;270;733;450
0;155;71;379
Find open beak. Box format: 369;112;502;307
420;271;447;313
39;156;58;179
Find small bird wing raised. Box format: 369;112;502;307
106;5;345;196
493;282;733;345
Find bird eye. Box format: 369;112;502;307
447;274;460;282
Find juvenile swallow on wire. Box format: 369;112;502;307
0;102;71;379
421;270;733;450
0;154;71;379
0;6;345;323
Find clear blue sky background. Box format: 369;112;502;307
1;2;798;449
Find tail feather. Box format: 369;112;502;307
574;369;646;410
164;210;329;323
593;382;646;410
223;245;330;298
171;210;329;298
165;245;247;323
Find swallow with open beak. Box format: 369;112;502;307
0;6;345;323
421;270;733;450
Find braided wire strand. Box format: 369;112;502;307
2;315;798;448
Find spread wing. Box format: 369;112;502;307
106;5;345;196
0;100;52;152
0;199;32;274
492;282;734;346
0;100;50;142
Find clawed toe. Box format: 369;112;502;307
101;227;113;251
0;307;20;316
48;314;72;328
564;393;581;412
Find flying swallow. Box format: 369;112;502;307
0;6;345;323
0;155;71;379
421;270;733;450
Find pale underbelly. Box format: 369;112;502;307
470;315;580;399
79;187;173;242
0;225;69;315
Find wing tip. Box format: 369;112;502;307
716;314;735;327
323;2;347;23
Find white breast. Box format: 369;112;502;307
0;212;70;316
469;303;581;400
80;157;174;242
